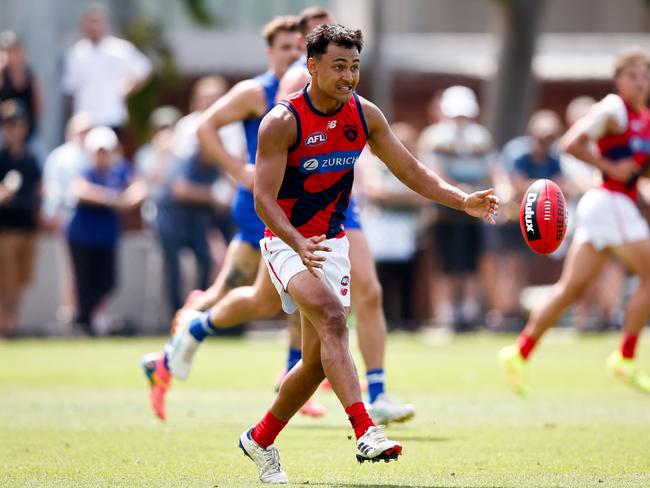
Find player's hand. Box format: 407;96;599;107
603;159;639;183
464;188;499;224
297;234;331;277
0;184;16;204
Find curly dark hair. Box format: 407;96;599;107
306;24;363;59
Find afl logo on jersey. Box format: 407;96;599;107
343;124;358;142
305;132;327;147
302;158;319;172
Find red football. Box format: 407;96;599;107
519;179;568;255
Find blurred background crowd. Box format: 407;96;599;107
1;0;649;337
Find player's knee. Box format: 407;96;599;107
319;306;348;339
354;278;383;312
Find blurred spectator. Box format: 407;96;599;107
62;5;152;135
0;99;41;337
172;76;243;161
135;105;181;205
170;76;245;268
0;31;43;141
359;122;425;329
42;112;93;228
490;110;565;330
67;126;146;335
418;85;495;331
511;110;565;194
42;112;93;326
155;150;222;311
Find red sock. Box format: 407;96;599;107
345;401;375;439
251;410;287;449
518;333;537;360
620;332;638;359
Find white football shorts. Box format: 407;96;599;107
573;188;650;250
260;235;351;314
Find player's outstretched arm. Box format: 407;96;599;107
361;97;499;224
254;106;331;274
197;80;266;189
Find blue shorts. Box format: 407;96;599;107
344;195;362;230
231;187;265;249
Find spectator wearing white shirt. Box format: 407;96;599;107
62;5;151;136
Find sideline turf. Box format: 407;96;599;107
1;334;649;487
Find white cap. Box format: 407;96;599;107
440;85;479;119
85;126;118;153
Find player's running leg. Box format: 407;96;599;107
605;238;650;392
141;240;259;419
239;311;324;484
241;270;401;485
347;229;415;424
499;241;607;394
168;252;278;379
281;312;326;417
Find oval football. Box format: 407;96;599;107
519;179;567;255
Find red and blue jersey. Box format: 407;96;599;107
268;87;368;239
597;100;650;201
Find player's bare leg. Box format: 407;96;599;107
268;312;327;420
606;238;650;392
241;269;401;484
189;240;260;314
347;229;415;424
142;240;260;420
499;242;607;394
283;312;326;417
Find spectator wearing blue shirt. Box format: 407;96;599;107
67;126;146;335
491;110;565;331
155;150;220;311
511;110;564;195
0;99;41;337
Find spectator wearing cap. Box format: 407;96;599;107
417;85;496;331
61;5;151;135
0;99;42;337
66;126;146;335
42;112;94;228
0;30;44;141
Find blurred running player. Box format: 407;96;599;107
140;16;302;420
499;46;650;395
239;24;498;483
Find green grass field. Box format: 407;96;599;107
1;333;650;487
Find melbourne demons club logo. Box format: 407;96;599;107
343;124;358;142
340;275;350;296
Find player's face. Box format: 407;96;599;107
615;62;650;106
310;45;360;104
268;31;303;75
